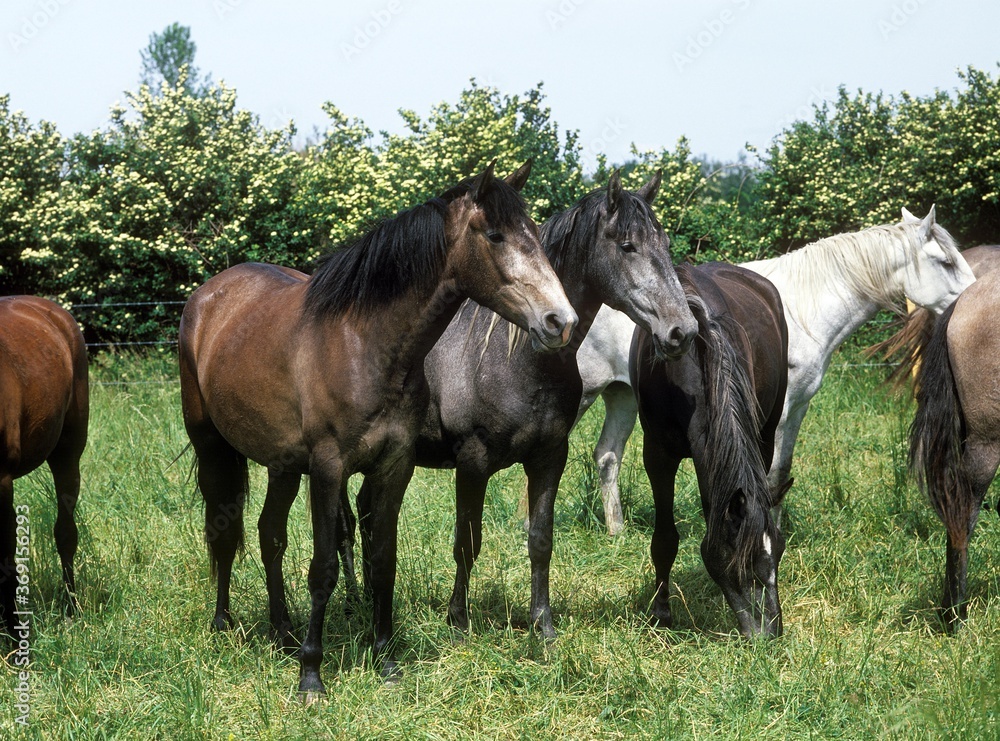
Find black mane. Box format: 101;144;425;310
539;186;661;277
305;174;529;318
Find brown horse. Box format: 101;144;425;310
910;267;1000;629
0;296;88;637
630;263;788;637
179;162;576;697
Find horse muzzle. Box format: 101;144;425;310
530;308;578;351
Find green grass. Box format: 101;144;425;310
4;348;1000;739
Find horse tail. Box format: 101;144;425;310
909;302;972;545
866;304;935;391
687;294;770;572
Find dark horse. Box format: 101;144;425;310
347;171;698;639
910;266;1000;629
179;162;576;697
630;263;788;637
1;296;88;637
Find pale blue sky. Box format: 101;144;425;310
4;0;999;171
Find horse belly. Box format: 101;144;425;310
0;348;74;478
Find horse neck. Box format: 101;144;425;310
775;237;907;350
558;262;604;343
358;279;465;384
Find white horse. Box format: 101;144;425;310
577;207;977;534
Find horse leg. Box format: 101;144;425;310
941;439;1000;629
48;450;82;615
358;458;414;681
298;447;344;698
258;470;301;649
593;382;638;536
355;477;375;601
194;433;248;632
523;442;568;641
644;439;681;628
337;481;361;616
448;467;489;633
0;474;15;636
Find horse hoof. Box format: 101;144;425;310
650;611;673;630
380;661;402;685
271;629;298;654
211;614;233;632
299;690;325;705
298;674;327;702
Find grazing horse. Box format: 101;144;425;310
0;296;88;636
348;171;698;640
579;207;975;533
630;263;787;637
910;268;1000;629
179;162;576;697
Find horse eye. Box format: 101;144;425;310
487;231;504;244
620;241;636;253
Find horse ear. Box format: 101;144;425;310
921;204;937;228
635;169;662;205
504;160;532;192
606;169;624;214
917;204;937;242
471;159;498;203
901;207;920;224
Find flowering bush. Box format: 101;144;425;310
4;65;1000;344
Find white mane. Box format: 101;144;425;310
756;221;959;329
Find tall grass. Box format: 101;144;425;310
3;349;1000;739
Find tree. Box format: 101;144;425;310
139;22;210;97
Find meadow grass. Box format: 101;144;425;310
3;347;1000;739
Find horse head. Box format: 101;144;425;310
700;490;785;638
899;205;976;315
446;160;577;350
584;170;697;360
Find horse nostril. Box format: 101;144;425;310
543;311;565;337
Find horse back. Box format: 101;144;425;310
632;263;787;456
679;263;788;421
0;296;88;476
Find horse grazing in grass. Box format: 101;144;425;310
0;297;88;637
179;162;576;697
580;207;975;533
910;268;1000;629
338;171;698;640
630;263;788;637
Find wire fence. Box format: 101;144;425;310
74;299;897;393
69;300;184;386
